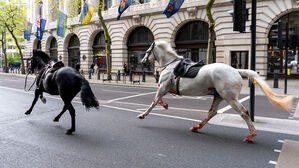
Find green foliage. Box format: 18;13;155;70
7;52;21;62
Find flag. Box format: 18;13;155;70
57;10;67;37
24;22;32;41
163;0;184;18
79;2;94;24
117;0;135;20
36;16;41;39
37;18;46;40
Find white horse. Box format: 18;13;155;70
138;41;294;143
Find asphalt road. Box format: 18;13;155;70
0;74;298;168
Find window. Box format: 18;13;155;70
93;32;106;70
127;26;154;72
231;51;248;69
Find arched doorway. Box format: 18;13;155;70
49;38;58;62
268;12;299;78
68;35;80;68
127;26;154;72
36;39;41;51
92;31;106;71
175;21;215;63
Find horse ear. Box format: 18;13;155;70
33;49;37;54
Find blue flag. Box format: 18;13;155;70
24;22;32;41
117;0;135;20
163;0;184;18
57;10;67;37
79;2;94;24
37;19;47;40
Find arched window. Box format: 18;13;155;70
93;32;106;70
68;35;80;68
268;12;299;78
127;26;154;72
175;21;215;63
49;38;58;62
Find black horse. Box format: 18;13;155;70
26;50;99;134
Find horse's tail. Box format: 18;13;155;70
238;69;294;112
80;78;99;110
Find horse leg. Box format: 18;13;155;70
25;89;41;115
40;92;46;104
65;102;76;135
190;95;222;132
53;105;68;122
228;99;257;143
137;84;167;119
159;99;168;110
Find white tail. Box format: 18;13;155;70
238;69;294;112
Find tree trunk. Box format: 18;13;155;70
6;24;25;74
0;31;8;73
98;0;112;80
206;0;215;64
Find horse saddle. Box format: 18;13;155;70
48;61;64;73
173;59;205;78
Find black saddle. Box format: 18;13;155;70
48;61;64;73
173;59;205;78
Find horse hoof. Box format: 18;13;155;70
190;127;198;133
243;137;254;143
65;130;74;135
138;115;145;119
164;104;168;110
41;98;46;104
25;111;31;115
53;118;59;122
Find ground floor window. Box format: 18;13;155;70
68;49;80;68
268;12;299;78
128;50;154;72
231;51;249;69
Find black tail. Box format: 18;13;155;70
81;78;99;110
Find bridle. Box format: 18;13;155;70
147;42;180;71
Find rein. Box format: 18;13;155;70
24;72;37;92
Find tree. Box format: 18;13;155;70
98;0;112;80
0;0;26;74
0;29;8;73
206;0;215;64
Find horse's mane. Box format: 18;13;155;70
33;50;50;63
155;41;184;59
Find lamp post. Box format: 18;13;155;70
250;0;256;122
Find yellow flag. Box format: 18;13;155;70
82;6;94;25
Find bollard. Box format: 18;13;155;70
117;70;121;81
142;71;146;82
155;71;159;83
89;70;91;79
129;70;133;82
97;69;101;80
273;72;278;88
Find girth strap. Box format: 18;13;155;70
176;76;181;96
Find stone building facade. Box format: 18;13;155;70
24;0;299;78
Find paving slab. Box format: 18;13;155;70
276;140;299;168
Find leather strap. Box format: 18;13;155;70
176;76;181;95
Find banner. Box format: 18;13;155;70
57;10;67;38
117;0;135;20
163;0;184;18
37;18;46;40
79;2;94;24
24;22;32;41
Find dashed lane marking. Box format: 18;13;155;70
107;91;156;102
217;96;250;114
269;161;277;165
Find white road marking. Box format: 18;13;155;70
101;104;201;123
217;96;250;114
101;89;145;94
115;101;208;112
107;91;156;102
274;149;281;153
278;140;285;143
269;160;277;165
